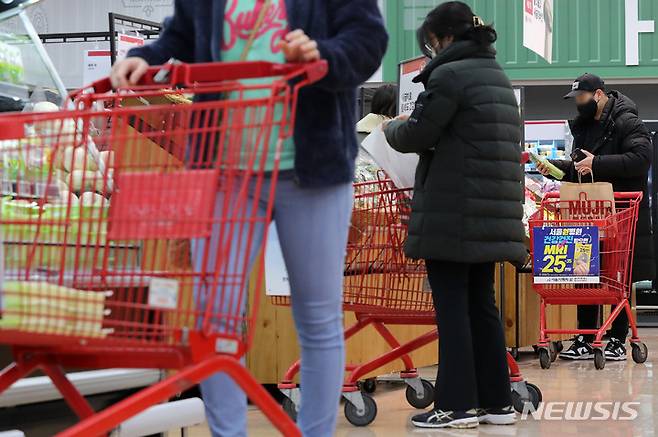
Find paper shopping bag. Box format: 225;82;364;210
559;181;615;221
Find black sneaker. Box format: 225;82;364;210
411;409;479;429
477;406;517;425
604;337;627;361
559;335;594;360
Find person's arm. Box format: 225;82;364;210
593;116;653;179
314;0;388;90
384;67;460;154
126;0;195;65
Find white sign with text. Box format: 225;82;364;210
523;0;554;63
398;56;428;116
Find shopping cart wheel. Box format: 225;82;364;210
344;393;377;427
554;340;564;353
548;342;558;362
631;342;648;364
538;348;551;369
512;382;542;413
282;397;298;422
594;348;605;370
509;347;520;361
405;379;434;409
360;378;377;394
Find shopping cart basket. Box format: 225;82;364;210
272;175;542;426
0;60;327;437
529;191;648;370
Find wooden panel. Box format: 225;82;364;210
496;263;577;348
247;279;438;384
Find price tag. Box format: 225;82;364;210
148;278;179;310
533;225;600;284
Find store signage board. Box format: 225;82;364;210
523;0;554;63
391;1;658;82
116;33;145;63
83;50;111;86
533;225;600;284
625;0;655;65
397;56;428;116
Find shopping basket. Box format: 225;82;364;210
0;60;327;437
272;174;542;426
528;191;648;369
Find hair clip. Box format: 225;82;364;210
473;15;485;28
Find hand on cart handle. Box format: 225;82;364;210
79;59;329;98
110;57;150;88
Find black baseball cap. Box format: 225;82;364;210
564;73;605;99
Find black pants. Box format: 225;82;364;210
578;298;630;343
426;260;511;411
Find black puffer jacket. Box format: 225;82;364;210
554;91;655;282
384;41;526;264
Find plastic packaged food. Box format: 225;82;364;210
528;151;565;180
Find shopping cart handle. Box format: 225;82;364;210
542;191;643;201
73;60;328;98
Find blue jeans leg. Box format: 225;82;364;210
194;174;352;437
193;179;270;437
274;178;353;437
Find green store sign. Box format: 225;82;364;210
383;0;658;82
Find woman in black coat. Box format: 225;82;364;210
384;1;525;430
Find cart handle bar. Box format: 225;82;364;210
71;60;328;100
542;191;643;202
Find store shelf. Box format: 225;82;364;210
0;368;161;408
0;81;28;101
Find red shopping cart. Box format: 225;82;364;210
528;191;648;370
0;60;326;436
272;175;542;426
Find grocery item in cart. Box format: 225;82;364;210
0;281;110;338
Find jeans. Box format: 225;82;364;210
425;261;512;411
192;172;352;437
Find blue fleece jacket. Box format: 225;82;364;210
128;0;388;187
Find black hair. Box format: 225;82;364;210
370;84;398;118
418;1;497;58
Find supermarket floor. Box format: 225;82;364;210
187;329;658;437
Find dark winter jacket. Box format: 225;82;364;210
127;0;388;188
552;91;655;281
384;41;526;264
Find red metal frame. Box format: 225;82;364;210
0;60;327;437
529;191;643;349
273;176;534;419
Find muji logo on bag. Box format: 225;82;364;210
566;196;614;220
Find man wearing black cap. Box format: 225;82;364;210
538;73;654;361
